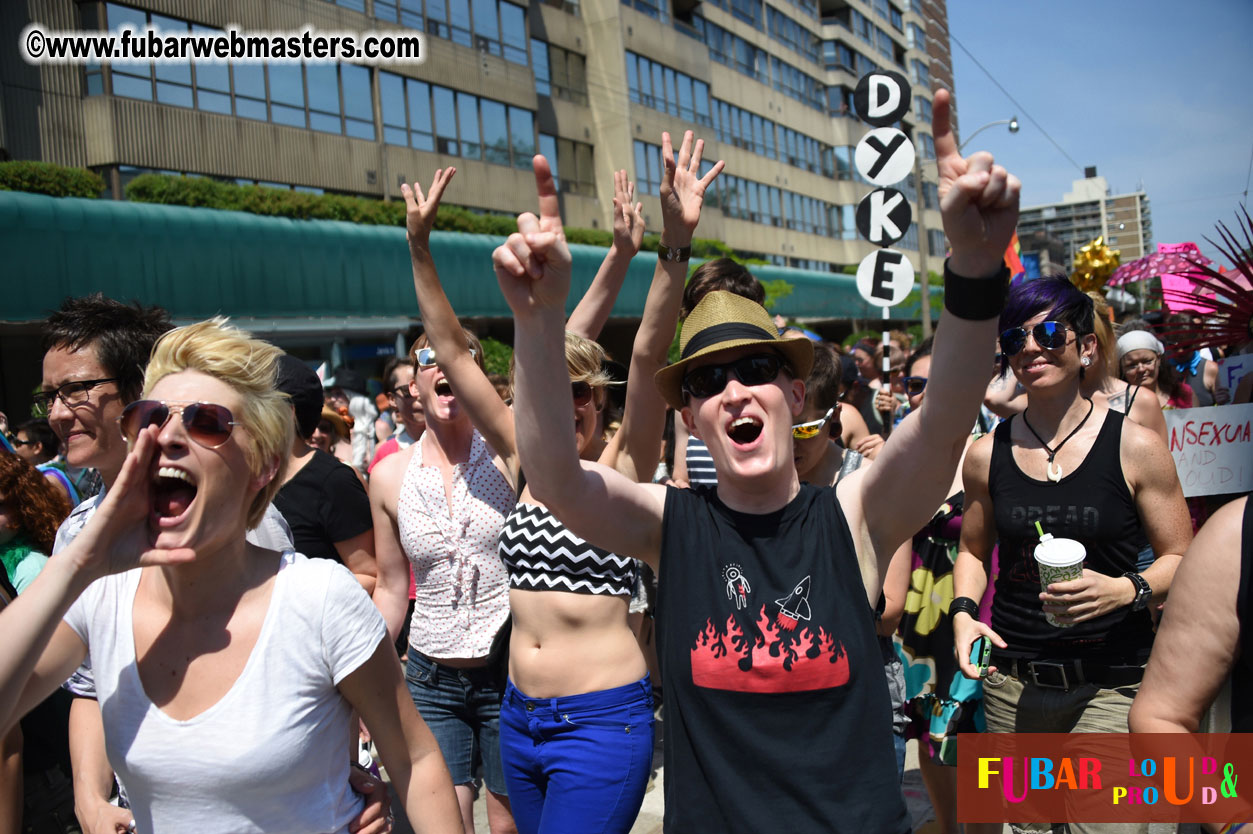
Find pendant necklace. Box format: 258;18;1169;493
1021;398;1095;482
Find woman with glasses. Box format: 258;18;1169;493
380;140;718;834
1117;329;1198;410
373;157;686;834
952;278;1191;834
0;319;461;834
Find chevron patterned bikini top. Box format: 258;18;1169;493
498;502;637;597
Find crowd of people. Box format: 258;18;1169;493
0;87;1249;834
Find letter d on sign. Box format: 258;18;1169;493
869;76;900;119
853;70;912;127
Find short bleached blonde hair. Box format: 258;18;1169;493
144;317;292;529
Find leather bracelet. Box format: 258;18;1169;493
658;243;692;262
943;260;1010;320
949;596;981;620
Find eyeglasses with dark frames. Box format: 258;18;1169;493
31;378;120;416
902;376;928;397
388;385;414;399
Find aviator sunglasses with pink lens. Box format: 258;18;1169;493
118;400;240;449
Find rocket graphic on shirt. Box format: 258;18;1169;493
690;573;848;694
773;575;812;631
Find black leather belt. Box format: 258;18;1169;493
991;654;1144;691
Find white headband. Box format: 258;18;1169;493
1116;330;1164;359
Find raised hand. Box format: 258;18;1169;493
401;168;456;250
493;155;573;317
658;131;725;246
612;169;645;256
932;89;1021;279
63;425;196;583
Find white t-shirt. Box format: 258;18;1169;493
63;552;385;834
56;493;293;698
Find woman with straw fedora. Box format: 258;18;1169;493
493;89;1021;832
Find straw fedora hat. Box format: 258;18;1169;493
654;291;814;410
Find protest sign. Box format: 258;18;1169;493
1165;403;1253;496
1217;354;1252;395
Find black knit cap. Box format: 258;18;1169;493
274;354;324;439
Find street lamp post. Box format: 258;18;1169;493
959;117;1020;152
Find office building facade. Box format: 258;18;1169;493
1017;168;1153;272
2;0;954;277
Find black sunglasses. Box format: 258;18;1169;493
118;400;240;449
902;376;927;396
998;321;1071;357
682;354;786;401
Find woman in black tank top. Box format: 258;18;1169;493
1131;495;1253;734
952;279;1192;800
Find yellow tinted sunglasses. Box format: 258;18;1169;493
791;406;836;440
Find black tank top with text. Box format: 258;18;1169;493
988;410;1155;661
656;483;909;834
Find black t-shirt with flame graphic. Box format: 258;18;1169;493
657;483;910;834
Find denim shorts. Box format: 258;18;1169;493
404;652;507;795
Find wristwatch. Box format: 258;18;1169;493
657;243;692;262
1122;572;1152;611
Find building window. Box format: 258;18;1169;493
900;222;918;251
534;40;588;104
919;133;936;159
823;40;856;73
622;0;669;23
546;134;596;195
701;19;766;83
381;71;534;167
928;229;947;254
922;181;939;210
713;99;776;158
769;56;824;111
915;96;932;123
767;7;820;65
910;57;929;87
906;22;926;50
626;53;712;126
730;0;764;29
827;85;854;118
95;5;379;140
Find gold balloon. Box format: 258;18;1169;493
1071;236;1121;294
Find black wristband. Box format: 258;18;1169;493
949;596;980;620
943;260;1010;321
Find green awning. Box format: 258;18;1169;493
0;191;937;323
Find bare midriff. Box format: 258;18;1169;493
507;589;648;698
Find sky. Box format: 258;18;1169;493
946;0;1253;266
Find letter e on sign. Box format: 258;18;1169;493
855;127;916;187
854;71;912;127
856;187;912;246
856;249;915;307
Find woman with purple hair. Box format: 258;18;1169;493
950;277;1191;834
